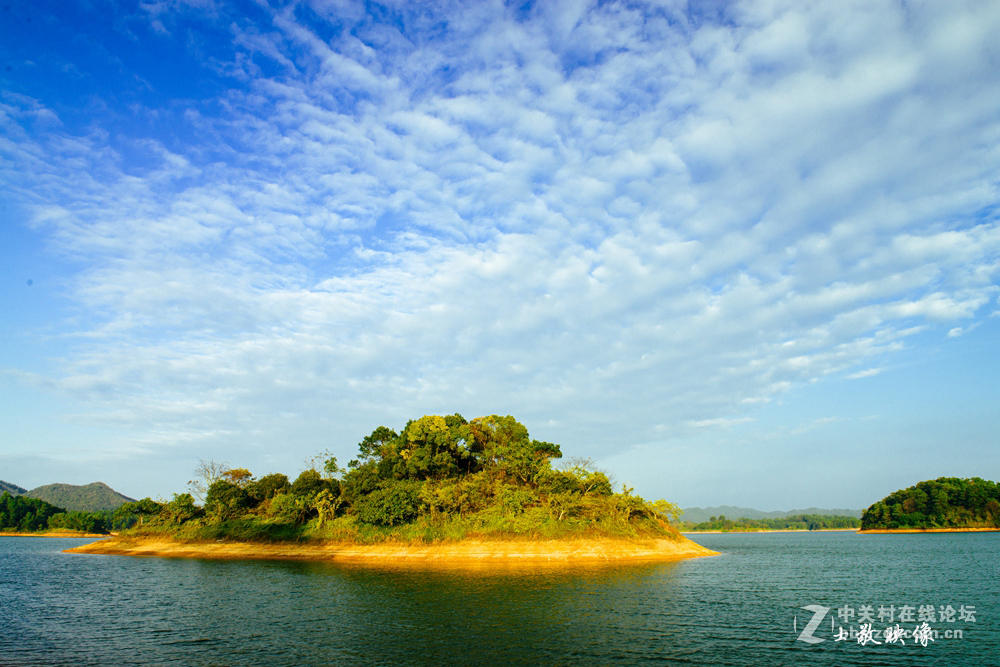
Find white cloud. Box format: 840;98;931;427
2;0;999;482
686;417;756;430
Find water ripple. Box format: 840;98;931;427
0;533;996;666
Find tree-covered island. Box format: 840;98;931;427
861;477;1000;531
0;493;110;534
679;514;860;532
102;414;692;550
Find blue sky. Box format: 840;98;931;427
1;0;998;510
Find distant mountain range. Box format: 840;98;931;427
0;480;135;512
679;505;863;523
0;480;28;495
1;479;862;520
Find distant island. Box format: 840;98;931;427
0;480;135;535
860;477;1000;532
679;514;860;532
678;505;862;524
69;414;716;563
0;492;112;535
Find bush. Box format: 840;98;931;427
248;473;291;503
48;511;108;533
341;461;383;504
161;493;201;524
0;493;64;531
290;470;336;498
354;481;422;526
496;485;537;515
266;492;313;523
112;498;164;529
205;480;251;520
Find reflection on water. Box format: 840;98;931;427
1;532;997;666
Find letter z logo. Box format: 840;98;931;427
796;605;830;644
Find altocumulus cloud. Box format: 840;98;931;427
1;0;999;492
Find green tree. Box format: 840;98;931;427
205;480;251;520
398;415;471;480
649;499;682;522
113;498;163;528
354;426;399;466
247;473;291;503
0;492;64;531
469;415;562;484
221;468;254;488
290;469;335;498
48;511;108;533
341;461;382;505
323;456;343;480
558;458;613;496
162;493;200;524
354;480;422;526
266;493;313;523
314;489;341;527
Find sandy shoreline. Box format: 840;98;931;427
65;534;718;566
858;527;1000;534
0;531;110;538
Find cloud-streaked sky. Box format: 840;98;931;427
2;0;998;510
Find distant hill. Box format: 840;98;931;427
680;505;862;523
0;480;27;495
24;482;135;512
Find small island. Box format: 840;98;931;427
1;492;112;536
679;514;860;532
860;476;1000;533
69;414;716;563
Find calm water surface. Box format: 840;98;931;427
1;532;997;666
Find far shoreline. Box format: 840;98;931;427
858;527;1000;534
681;528;858;534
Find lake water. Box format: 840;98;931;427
1;532;997;666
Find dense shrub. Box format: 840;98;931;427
0;492;64;531
354;481;422;526
266;493;314;523
248;473;291;503
48;511;108;533
290;470;337;498
112;498;164;530
205;480;251;520
161;493;201;524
